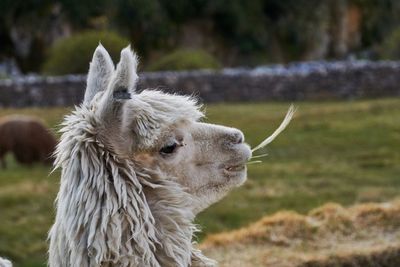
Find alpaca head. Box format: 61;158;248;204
85;45;251;213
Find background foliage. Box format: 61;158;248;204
2;0;400;73
146;49;221;71
43;31;129;75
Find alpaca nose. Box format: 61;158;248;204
230;130;244;144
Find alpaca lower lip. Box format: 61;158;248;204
224;164;245;172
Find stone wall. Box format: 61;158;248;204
1;60;400;107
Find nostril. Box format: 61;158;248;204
232;131;244;144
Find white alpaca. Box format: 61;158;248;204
48;45;252;267
0;257;12;267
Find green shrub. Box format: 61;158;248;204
147;49;221;71
43;31;129;75
380;27;400;60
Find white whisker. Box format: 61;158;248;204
246;160;262;165
250;153;269;159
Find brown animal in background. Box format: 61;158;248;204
0;115;57;168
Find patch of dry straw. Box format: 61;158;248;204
201;200;400;267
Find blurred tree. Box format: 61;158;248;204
58;0;109;27
0;22;13;61
159;0;203;24
0;0;55;71
379;27;400;59
42;30;129;75
147;48;221;71
2;0;400;73
112;0;172;55
327;0;348;58
207;0;268;53
262;0;328;61
352;0;400;47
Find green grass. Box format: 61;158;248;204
1;98;399;266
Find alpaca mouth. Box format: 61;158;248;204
224;164;245;173
222;145;251;176
223;163;247;178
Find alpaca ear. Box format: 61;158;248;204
84;44;115;105
108;45;139;99
96;46;139;120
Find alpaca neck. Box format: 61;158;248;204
139;169;197;267
140;169;217;267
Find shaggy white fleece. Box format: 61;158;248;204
49;105;213;267
0;257;12;267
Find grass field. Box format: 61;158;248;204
0;98;399;266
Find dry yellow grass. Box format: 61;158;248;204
201;200;400;267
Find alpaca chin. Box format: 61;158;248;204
191;168;248;215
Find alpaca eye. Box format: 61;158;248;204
160;142;178;155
